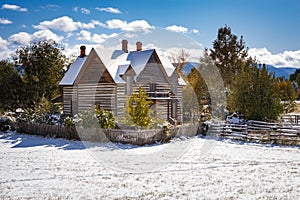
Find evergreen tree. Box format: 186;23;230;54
13;40;66;107
228;65;283;121
123;87;153;128
0;60;23;111
209;25;253;87
278;80;296;102
277;79;296;113
289;68;300;82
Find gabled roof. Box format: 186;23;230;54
117;64;132;75
59;56;87;86
59;47;186;86
158;55;186;86
94;48;130;83
158;55;176;77
127;49;154;79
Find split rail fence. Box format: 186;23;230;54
208;120;300;145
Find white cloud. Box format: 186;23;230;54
1;4;28;12
0;36;13;59
90;20;105;27
42;4;60;10
0;36;8;50
248;48;300;67
63;44;102;59
96;7;121;14
33;16;104;32
0;18;12;24
0;30;63;59
192;29;199;34
6;29;63;48
33;16;78;32
158;48;203;63
165;25;188;33
106;19;154;32
77;30;91;41
122;33;138;39
81;8;90;15
32;30;64;42
8;32;32;45
77;30;118;44
164;25;199;34
92;33;118;44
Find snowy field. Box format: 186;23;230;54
1;131;300;199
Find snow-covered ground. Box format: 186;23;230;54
1;131;299;199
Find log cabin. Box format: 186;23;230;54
59;40;186;124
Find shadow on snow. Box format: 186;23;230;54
0;131;156;151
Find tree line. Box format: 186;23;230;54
0;40;67;112
185;25;297;122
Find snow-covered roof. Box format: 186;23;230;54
127;49;154;80
158;54;176;77
94;48;130;83
59;56;87;86
178;76;186;86
59;47;186;85
117;64;131;75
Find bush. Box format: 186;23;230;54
75;106;117;129
16;108;36;123
95;105;116;129
64;116;75;128
0;113;16;131
75;109;99;128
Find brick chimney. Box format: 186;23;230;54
122;40;128;53
136;41;142;51
79;45;86;58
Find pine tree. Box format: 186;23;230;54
209;25;253;87
228;65;283;121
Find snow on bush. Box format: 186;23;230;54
0;112;16;131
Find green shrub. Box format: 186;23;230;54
64;116;75;128
123;87;153;129
95;105;117;129
75;105;117;129
75;109;99;128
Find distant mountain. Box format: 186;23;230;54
182;62;298;79
257;64;297;79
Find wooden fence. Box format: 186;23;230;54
14;121;300;146
208;120;300;145
14;123;200;146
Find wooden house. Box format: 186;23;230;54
59;41;186;124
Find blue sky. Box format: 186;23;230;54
1;0;300;67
